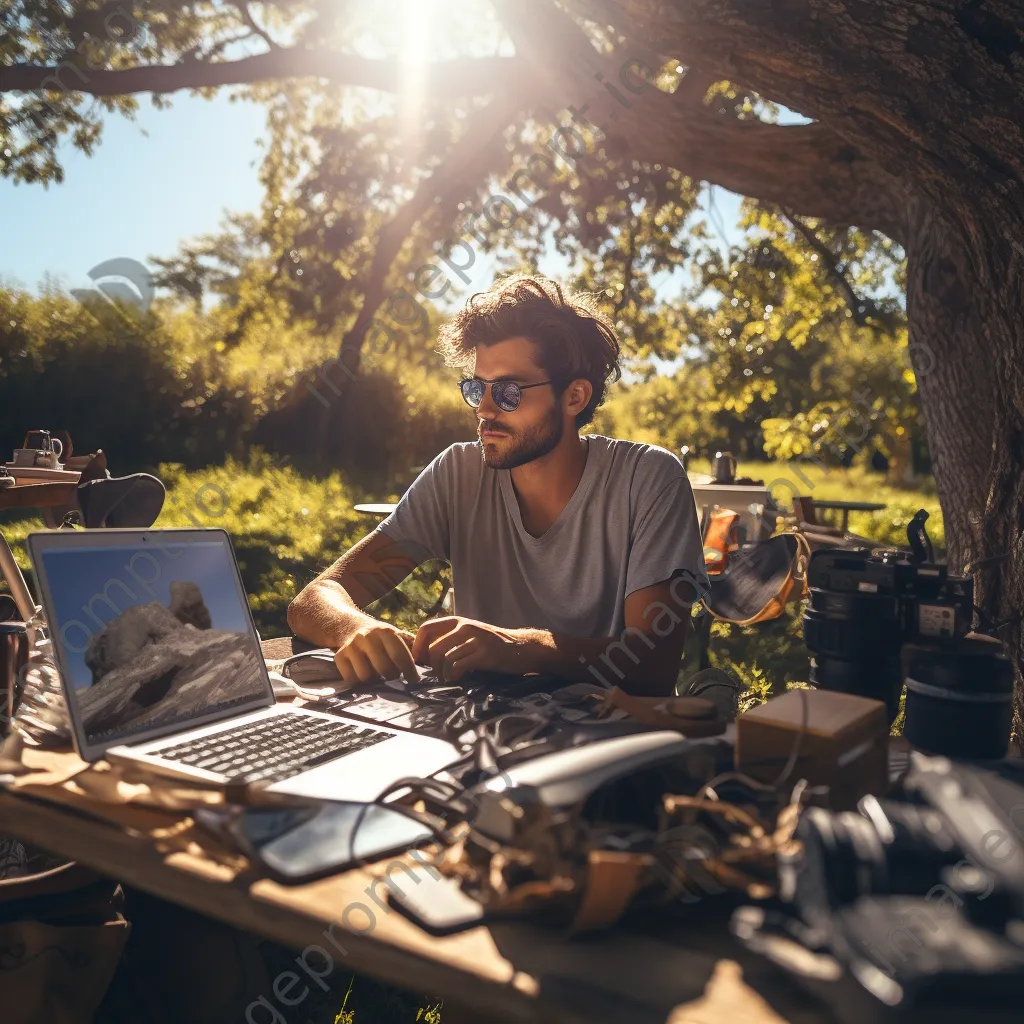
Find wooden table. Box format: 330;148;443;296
0;478;80;513
1;753;1016;1024
0;756;832;1024
809;500;886;533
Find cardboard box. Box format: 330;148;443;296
735;689;889;810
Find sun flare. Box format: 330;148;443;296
398;0;437;132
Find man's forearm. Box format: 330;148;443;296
513;622;689;697
287;581;375;649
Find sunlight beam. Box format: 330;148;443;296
397;0;436;163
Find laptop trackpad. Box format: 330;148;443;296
267;732;460;803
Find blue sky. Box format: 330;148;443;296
0;91;745;301
0;92;268;294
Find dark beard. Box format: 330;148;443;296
480;406;564;469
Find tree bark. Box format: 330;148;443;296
902;200;1024;746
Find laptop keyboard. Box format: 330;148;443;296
152;714;395;783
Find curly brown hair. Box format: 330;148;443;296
436;275;622;428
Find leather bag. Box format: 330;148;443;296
701;532;812;627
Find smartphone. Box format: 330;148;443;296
222;801;435;885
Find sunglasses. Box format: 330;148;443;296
458;376;552;413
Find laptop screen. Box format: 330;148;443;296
34;532;271;752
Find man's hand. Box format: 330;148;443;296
411;616;534;682
333;621;418;685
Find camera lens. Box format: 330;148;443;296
904;639;1014;759
803;588;903;655
788;799;962;915
803;587;905;721
789;807;886;913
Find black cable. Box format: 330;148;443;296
345;777;466;871
343;717;533;871
345;760;485;869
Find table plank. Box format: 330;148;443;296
809;501;886;512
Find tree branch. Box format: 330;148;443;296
617;96;909;244
493;0;907;241
329;92;526;370
491;0;602;79
782;210;903;333
0;51;520;100
590;0;1024;243
4;0;911;249
178;32;251;64
230;1;280;50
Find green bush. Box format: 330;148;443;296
0;283;474;486
0;287;259;471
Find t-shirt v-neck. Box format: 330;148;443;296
498;437;597;546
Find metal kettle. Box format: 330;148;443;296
713;450;737;484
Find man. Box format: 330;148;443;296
287;275;709;697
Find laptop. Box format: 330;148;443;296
26;527;464;802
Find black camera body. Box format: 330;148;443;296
763;755;1024;1013
805;543;974;646
787;755;1024;917
802;509;1014;760
805;545;973;641
802;544;974;721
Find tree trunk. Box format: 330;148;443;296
600;0;1024;749
904;201;1024;748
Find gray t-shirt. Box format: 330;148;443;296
373;434;709;639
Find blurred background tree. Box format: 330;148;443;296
1;0;920;491
0;0;970;697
